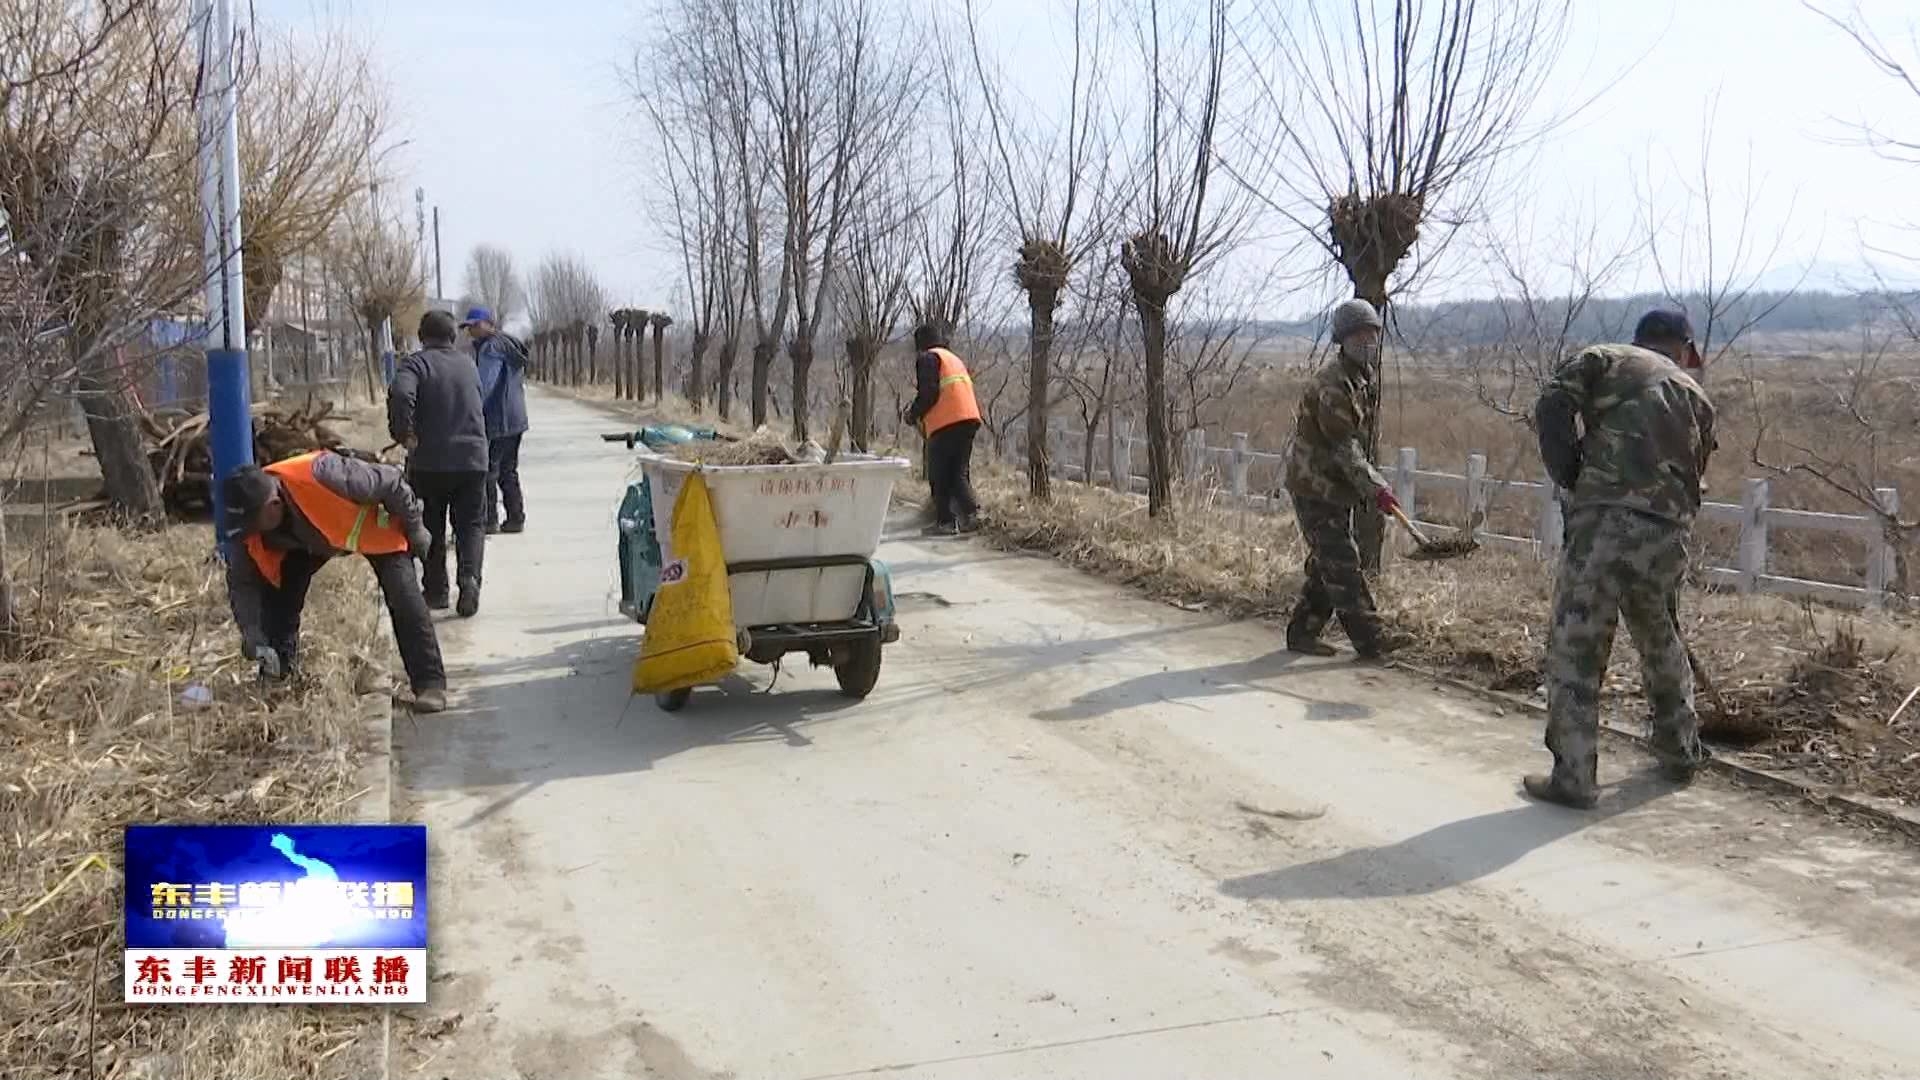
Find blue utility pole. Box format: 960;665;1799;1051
193;0;251;556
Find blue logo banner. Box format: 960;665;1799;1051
123;824;427;951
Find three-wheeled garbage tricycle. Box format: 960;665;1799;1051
612;430;911;711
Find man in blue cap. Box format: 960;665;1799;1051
463;307;531;534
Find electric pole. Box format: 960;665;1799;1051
192;0;250;554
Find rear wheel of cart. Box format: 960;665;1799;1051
656;688;693;712
834;637;883;699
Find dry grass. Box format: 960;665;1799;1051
1;525;391;1079
974;466;1920;807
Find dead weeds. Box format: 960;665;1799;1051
1;524;391;1079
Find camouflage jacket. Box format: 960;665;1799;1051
1535;343;1715;526
1283;354;1389;505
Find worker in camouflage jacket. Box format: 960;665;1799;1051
1526;309;1716;809
1281;299;1412;660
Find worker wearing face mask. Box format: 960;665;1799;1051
1280;299;1412;661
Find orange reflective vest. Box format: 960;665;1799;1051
921;347;981;436
243;452;410;587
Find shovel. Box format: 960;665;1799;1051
1389;504;1481;561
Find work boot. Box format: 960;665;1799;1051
1650;741;1712;785
485;522;502;536
500;519;526;534
956;515;982;535
424;591;450;612
456;577;480;618
1286;636;1338;658
922;521;960;538
411;688;447;714
1521;773;1598;810
1353;628;1415;661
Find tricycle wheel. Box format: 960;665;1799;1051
834;637;883;699
656;688;693;712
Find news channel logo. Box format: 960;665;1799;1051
122;824;427;1003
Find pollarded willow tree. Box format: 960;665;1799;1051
1236;0;1577;565
966;0;1115;501
1115;0;1249;520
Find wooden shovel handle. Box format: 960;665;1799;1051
1388;503;1431;547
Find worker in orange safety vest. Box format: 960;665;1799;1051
901;321;982;536
222;449;449;713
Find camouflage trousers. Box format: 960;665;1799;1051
1286;495;1385;648
1545;506;1704;792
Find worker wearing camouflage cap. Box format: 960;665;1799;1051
1526;309;1716;809
1280;298;1412;660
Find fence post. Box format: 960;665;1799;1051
1113;415;1133;495
1738;478;1769;594
1230;432;1250;506
1183;428;1207;489
1869;486;1900;608
1394;447;1418;523
1465;453;1487;540
1538;470;1564;557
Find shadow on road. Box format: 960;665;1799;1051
1219;774;1676;901
1032;649;1374;724
400;631;865;820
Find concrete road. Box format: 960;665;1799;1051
397;388;1920;1080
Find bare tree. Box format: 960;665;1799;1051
838;179;915;450
529;251;608;391
1237;0;1577;562
755;0;919;440
2;0;205;517
1116;0;1249;518
462;243;525;326
966;0;1115;500
334;205;425;400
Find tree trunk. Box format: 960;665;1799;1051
1135;300;1174;519
74;339;163;520
847;338;875;452
716;336;738;420
1026;288;1058;501
788;337;813;442
1082;410;1099;481
750;339;776;428
652;329;666;403
587;336;599;388
641;328;656;399
613;326;627;399
689;333;710;414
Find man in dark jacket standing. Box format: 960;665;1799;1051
465;307;530;534
389;310;490;617
902;322;982;536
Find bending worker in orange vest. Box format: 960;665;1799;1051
221;449;450;713
902;322;982;536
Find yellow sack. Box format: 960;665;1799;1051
633;471;738;692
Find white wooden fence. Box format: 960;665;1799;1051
1009;418;1902;609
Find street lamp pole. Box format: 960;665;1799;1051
193;0;251;554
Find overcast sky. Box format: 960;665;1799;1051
270;0;1920;322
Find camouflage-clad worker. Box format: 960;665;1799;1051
1281;299;1413;660
1526;309;1716;809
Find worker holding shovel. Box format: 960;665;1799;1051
1281;299;1414;661
1526;309;1716;809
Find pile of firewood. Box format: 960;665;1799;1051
143;399;348;516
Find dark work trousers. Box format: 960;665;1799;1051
265;550;446;691
409;469;487;603
925;421;980;526
1286;495;1385;649
487;434;525;528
